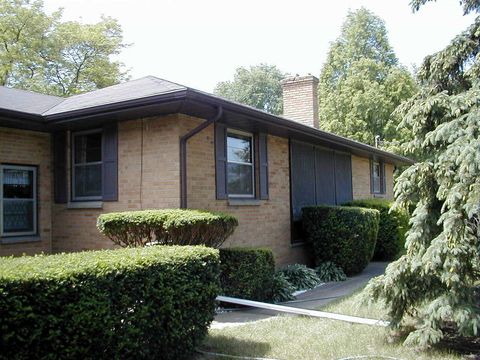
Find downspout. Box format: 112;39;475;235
180;105;223;208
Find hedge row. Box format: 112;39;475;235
302;205;380;276
97;209;238;248
343;199;409;260
219;247;275;302
0;246;220;360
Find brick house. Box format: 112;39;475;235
0;75;412;264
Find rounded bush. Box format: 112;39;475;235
0;246;220;360
271;273;296;303
302;205;380;276
343;199;409;260
97;209;238;248
219;247;275;302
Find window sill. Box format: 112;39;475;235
372;193;386;198
1;235;41;244
228;199;262;206
291;241;307;248
67;201;103;209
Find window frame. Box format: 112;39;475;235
226;128;255;198
371;160;384;195
0;164;38;237
71;128;103;201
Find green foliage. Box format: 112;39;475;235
214;63;285;115
276;264;322;291
318;7;417;148
0;0;128;95
97;209;238;248
219;247;275;301
302;205;380;276
271;272;296;303
0;246;220;360
343;199;409;260
364;3;480;347
315;261;347;282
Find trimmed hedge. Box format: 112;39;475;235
219;247;275;302
0;246;220;360
97;209;238;248
343;199;409;260
302;205;380;276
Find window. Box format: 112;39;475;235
72;130;102;200
0;165;37;237
371;161;383;194
227;130;254;197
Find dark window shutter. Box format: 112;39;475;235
102;123;118;201
258;133;269;200
53;131;68;203
215;123;228;199
334;152;353;205
315;148;336;205
290;141;316;221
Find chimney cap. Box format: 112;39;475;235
281;74;319;85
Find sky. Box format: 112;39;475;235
43;0;476;93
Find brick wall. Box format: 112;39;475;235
0;127;52;256
52;115;182;252
281;75;319;129
183;115;309;266
351;155;394;200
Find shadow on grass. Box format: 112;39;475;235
198;335;272;359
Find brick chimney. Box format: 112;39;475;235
281;75;319;129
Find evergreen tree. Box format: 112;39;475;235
319;8;417;147
364;1;480;348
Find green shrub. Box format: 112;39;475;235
271;273;296;303
315;261;347;282
277;264;322;291
219;247;275;302
302;205;380;276
0;246;220;360
343;199;409;260
97;209;238;248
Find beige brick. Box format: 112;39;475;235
0;127;52;256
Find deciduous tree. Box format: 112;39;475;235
214;64;285;115
0;0;128;96
318;8;417;147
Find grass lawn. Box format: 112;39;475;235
198;291;463;360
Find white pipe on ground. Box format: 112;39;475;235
216;296;390;327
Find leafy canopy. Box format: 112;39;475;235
318;8;417;147
214;64;285;115
0;0;129;96
364;0;480;348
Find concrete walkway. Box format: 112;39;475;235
212;262;388;327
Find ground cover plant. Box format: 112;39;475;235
97;209;238;248
0;246;219;360
276;264;322;291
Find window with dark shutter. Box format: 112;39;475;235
53;131;67;203
370;160;386;195
215;123;228;199
215;124;269;201
102;123;118;201
258;133;269;200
